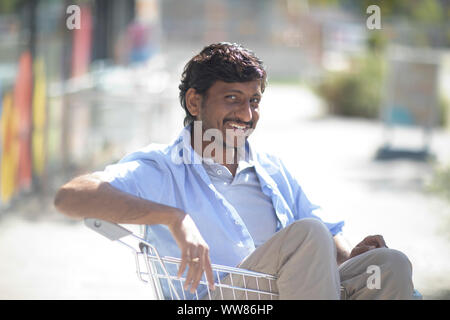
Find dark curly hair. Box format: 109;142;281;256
179;42;267;126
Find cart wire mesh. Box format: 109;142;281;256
85;218;279;300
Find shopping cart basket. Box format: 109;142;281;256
85;218;423;300
85;218;281;300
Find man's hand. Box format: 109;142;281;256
349;235;388;259
168;211;215;293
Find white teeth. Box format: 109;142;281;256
229;123;246;129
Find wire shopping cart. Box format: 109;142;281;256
84;219;423;300
84;218;281;300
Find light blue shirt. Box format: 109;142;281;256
97;124;344;299
202;155;278;248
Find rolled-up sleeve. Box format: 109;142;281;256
93;159;166;203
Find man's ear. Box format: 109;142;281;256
185;88;202;118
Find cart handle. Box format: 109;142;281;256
84;218;133;241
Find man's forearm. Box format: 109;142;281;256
334;233;352;266
54;174;183;227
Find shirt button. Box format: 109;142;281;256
217;169;222;175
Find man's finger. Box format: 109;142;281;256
184;245;203;293
190;252;215;293
183;246;198;291
375;235;387;248
350;245;375;258
204;253;215;291
188;246;204;293
184;261;197;291
363;235;387;248
178;251;188;278
191;246;212;291
190;258;204;293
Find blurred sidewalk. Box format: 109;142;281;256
1;84;450;299
0;203;154;299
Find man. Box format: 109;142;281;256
54;42;415;300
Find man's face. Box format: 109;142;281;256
196;80;262;149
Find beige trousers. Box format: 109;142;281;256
212;218;414;300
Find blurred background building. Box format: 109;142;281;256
1;0;450;207
1;0;450;299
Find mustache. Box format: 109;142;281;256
223;119;253;127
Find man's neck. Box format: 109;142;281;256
202;144;239;177
190;127;241;176
221;149;239;177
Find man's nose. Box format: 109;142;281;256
234;101;253;123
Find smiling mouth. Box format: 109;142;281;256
224;120;252;129
224;121;253;138
229;123;247;130
224;121;252;135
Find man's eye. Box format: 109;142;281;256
250;98;261;107
226;95;237;101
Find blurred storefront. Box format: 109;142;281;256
1;0;450;209
0;0;167;208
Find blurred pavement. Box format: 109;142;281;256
1;84;450;299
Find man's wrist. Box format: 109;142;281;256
337;252;350;266
165;208;186;229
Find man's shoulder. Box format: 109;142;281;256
252;148;284;168
250;148;295;180
118;143;173;165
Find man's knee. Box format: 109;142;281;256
369;248;414;297
289;218;332;239
372;248;412;272
374;248;414;299
372;248;412;275
287;218;335;255
341;247;414;299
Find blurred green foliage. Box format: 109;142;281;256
0;0;25;13
316;53;385;118
314;0;450;119
316;0;448;22
315;0;450;46
352;0;445;22
439;98;449;128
